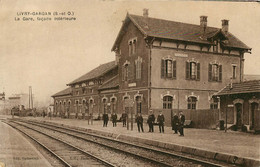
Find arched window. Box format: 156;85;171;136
136;96;142;113
186;61;200;80
210;98;218;109
163;96;173;109
129;41;132;56
122;64;129;81
209;63;222;82
161;59;176;79
135;57;142;79
187;96;197;109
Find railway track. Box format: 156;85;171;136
7;119;231;167
4;121;115;167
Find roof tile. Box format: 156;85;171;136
112;14;251;50
215;80;260;96
52;87;72;97
68;61;117;85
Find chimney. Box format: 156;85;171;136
143;8;149;18
222;19;229;35
200;16;207;36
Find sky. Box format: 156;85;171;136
0;0;259;107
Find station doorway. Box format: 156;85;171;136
235;103;242;128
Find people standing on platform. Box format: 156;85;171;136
42;110;46;118
103;112;109;127
67;107;70;119
147;109;155;132
111;112;117;127
136;113;144;132
82;105;88;120
121;111;127;127
157;111;165;133
48;107;52;120
172;112;179;134
179;111;185;136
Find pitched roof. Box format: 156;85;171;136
98;75;119;90
214;80;260;96
112;14;251;51
52;87;72;97
68;61;117;85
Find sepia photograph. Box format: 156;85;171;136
0;0;259;166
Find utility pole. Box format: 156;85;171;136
29;86;31;109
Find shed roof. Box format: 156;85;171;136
98;75;119;90
214;80;260;96
112;14;251;51
68;61;117;85
52;87;72;97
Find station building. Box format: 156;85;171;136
52;10;251;125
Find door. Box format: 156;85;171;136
235;103;242;128
251;102;259;130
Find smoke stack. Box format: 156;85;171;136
222;19;229;35
143;8;149;18
200;16;207;37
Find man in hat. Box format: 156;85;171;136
147;109;155;132
121;110;127;127
179;111;185;136
172;112;179;134
136;113;144;132
157;111;165;133
111;112;118;127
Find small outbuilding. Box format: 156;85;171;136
214;80;260;132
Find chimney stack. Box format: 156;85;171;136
200;16;207;36
143;8;149;18
222;19;229;35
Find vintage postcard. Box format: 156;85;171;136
0;1;259;167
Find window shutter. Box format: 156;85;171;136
161;59;165;78
134;61;137;79
140;61;142;79
186;61;190;79
219;65;222;82
173;60;176;79
208;64;212;81
196;63;200;80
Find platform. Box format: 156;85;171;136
0;117;52;167
6;115;260;166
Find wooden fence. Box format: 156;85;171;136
158;109;220;129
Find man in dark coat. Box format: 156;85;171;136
111;112;117;127
121;111;127;127
136;113;144;132
172;112;179;134
147;109;155;132
179;111;185;136
157;111;165;133
103;112;109;127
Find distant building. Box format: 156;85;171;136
0;93;30;112
244;74;260;81
0;92;6;112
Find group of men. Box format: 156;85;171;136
171;112;185;136
145;110;165;133
102;110;185;136
103;112;127;127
